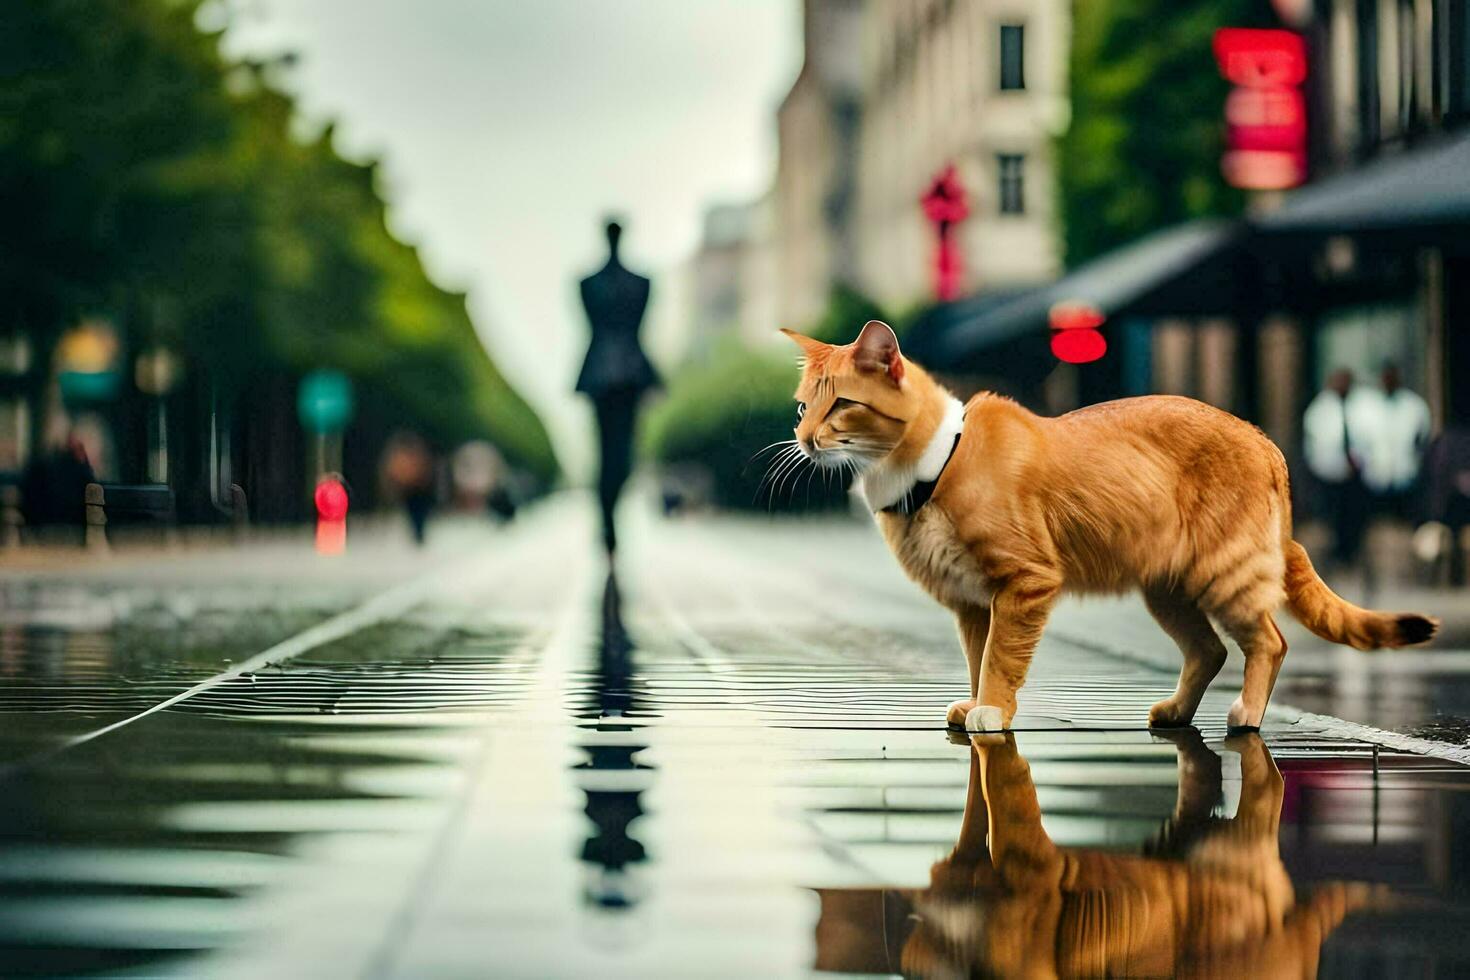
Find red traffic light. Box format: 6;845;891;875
1051;328;1107;364
314;477;349;521
1049;301;1106;363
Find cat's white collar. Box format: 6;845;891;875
861;395;965;512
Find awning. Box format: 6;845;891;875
903;285;1041;366
910;219;1246;370
1255;129;1470;234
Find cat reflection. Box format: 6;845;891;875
817;732;1383;978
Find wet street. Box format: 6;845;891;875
2;497;1470;977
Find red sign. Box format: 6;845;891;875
1214;28;1307;86
921;165;970;302
1213;28;1307;190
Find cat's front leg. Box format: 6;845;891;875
946;603;991;728
966;571;1060;732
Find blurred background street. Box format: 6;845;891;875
5;0;1470;975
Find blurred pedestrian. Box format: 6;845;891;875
1426;425;1470;585
20;431;95;535
451;440;517;524
575;219;660;555
1303;368;1367;567
382;432;435;546
1354;361;1431;519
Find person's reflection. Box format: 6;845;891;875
574;572;654;910
816;732;1385;977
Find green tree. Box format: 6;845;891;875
1059;0;1274;265
0;0;556;489
642;285;890;512
0;0;242;424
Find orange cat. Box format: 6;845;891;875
782;321;1437;731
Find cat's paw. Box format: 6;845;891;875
964;705;1006;732
946;699;977;728
1148;698;1194;728
1226;697;1262;731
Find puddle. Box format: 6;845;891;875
0;566;1468;976
803;731;1470;976
0;602;537;977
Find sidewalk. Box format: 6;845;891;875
0;513;502;585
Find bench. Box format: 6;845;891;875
84;483;176;551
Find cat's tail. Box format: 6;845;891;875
1283;540;1438;650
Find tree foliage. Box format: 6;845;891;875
1059;0;1275;266
642;285;892;512
642;337;848;512
0;0;556;483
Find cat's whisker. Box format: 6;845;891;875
747;439;798;464
754;444;800;503
745;439;800;480
775;454;805;502
764;448;802;499
763;445;805;507
776;449;810;503
760;444;796;481
754;453;782;498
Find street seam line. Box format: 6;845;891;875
0;554;478;780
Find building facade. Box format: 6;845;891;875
771;0;865;330
704;0;1075;334
852;0;1069;312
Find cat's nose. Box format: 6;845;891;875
797;437;816;458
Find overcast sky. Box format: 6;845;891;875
222;0;800;479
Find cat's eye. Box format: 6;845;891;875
796;402;806;419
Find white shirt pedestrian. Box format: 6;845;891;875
1303;388;1359;484
1351;387;1431;493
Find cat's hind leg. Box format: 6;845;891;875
1143;586;1229;728
946;604;991;727
1222;613;1288;730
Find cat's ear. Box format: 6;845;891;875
853;320;904;385
779;328;829;359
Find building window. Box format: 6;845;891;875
999;24;1025;90
997;154;1025;214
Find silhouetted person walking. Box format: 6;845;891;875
576;220;659;554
